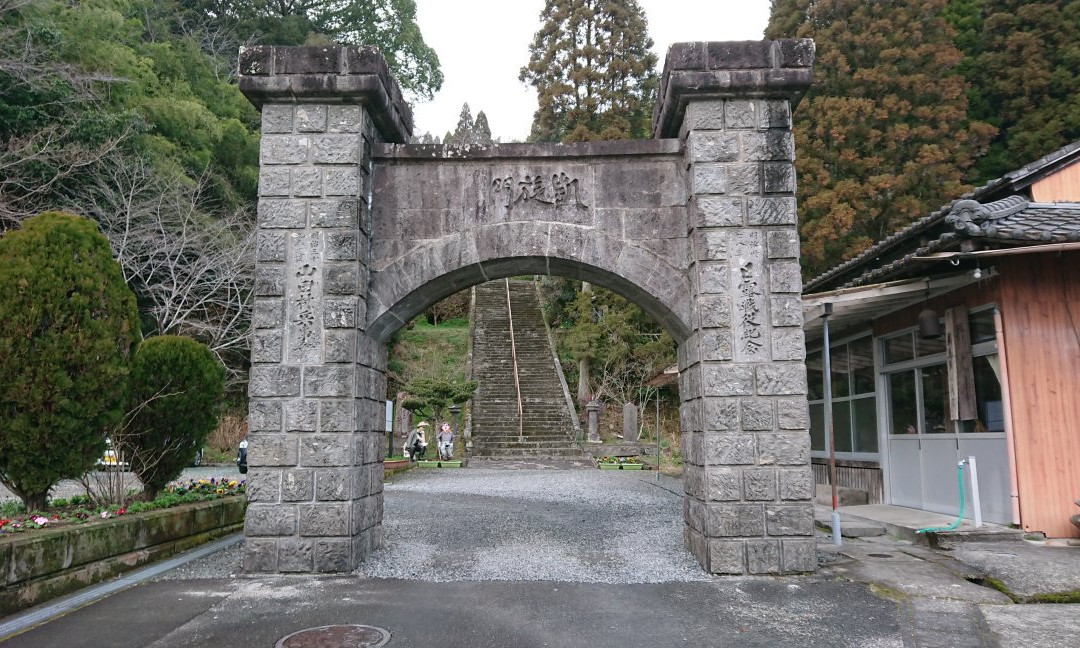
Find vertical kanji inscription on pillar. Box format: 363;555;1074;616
239;45;411;574
653;39;817;575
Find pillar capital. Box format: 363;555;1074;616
652;39;815;139
239;45;413;143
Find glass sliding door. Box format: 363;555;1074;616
882;309;1011;523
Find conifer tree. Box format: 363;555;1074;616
766;0;995;277
523;0;672;409
0;212;140;511
448;103;474;146
128;335;226;500
473;111;492;145
946;0;1080;180
443;103;494;146
520;0;658;142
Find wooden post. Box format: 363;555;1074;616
945;308;977;422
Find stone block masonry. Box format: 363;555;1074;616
0;498;246;616
238;39;815;576
240;45;402;573
657;40;817;575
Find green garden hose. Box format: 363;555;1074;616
917;461;966;534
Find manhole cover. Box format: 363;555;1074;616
276;624;391;648
867;553;892;558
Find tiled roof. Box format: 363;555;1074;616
946;197;1080;244
824;196;1080;289
804;139;1080;292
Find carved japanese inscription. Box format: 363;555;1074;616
287;232;323;363
294;264;317;349
736;260;766;359
491;171;587;209
730;231;767;362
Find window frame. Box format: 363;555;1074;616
879;305;1002;439
808;331;880;461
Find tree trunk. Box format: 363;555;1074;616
21;491;49;514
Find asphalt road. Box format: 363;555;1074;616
2;575;905;648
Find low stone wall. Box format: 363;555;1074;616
0;496;246;616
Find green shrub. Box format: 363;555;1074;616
127;335;225;499
0;501;24;518
0;212;140;512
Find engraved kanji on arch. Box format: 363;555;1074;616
491;171;586;209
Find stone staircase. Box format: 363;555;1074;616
470;279;583;459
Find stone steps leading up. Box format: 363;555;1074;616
470;279;582;459
472;447;585;458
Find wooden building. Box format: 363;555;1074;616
803;141;1080;538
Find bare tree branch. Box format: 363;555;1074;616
77;157;254;386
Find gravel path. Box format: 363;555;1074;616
154;465;708;584
357;466;709;584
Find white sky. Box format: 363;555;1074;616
411;1;771;142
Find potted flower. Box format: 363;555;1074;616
596;456;645;470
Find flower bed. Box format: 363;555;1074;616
0;494;246;616
417;460;463;468
0;478;244;535
596;456;646;470
383;458;414;478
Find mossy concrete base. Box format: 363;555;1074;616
0;496;245;616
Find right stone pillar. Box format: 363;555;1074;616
654;40;817;574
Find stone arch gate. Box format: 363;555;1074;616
238;39;817;576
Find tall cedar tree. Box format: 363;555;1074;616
451;103;473;144
524;1;674;408
520;0;658;142
945;0;1080;180
0;212;140;511
473;111;493;145
766;0;995;278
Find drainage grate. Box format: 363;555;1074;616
867;553;893;559
276;624;391;647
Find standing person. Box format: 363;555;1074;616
436;422;454;460
405;421;429;461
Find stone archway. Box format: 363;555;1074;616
238;40;817;575
368;251;691;344
365;138;693;344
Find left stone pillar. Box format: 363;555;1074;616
238;45;412;573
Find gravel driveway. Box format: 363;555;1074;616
153;465;706;584
357;466;708;584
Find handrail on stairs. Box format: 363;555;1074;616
504;278;525;442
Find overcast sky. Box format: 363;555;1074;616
411;1;771;142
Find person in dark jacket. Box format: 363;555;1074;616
405;421;428;461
